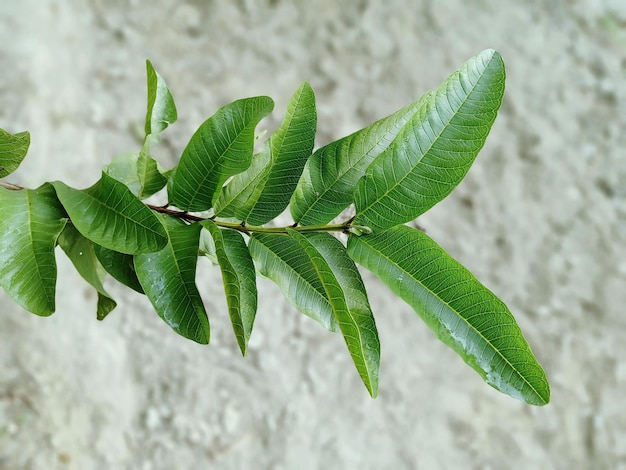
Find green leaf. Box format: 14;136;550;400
134;214;209;344
58;224;117;320
215;82;316;224
104;153;142;195
203;221;257;355
93;244;144;294
0;183;67;315
287;230;379;397
248;233;339;332
136;150;167;199
144;59;177;136
213;142;272;219
169;96;274;212
104;152;167;200
290;92;431;226
0;128;30;178
198;227;218;265
347;224;550;405
52;172;167;254
354;49;505;230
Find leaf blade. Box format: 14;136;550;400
58;224;117;320
290;92;431;226
145;60;177;136
0;128;30;178
170;96;274;211
354;49;506;230
134;215;209;344
347;224;550;405
203;221;257;355
288;230;380;397
245;83;316;224
93;244;144;294
0;183;67;315
52;172;167;254
248;233;339;332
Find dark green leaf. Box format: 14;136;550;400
93;244;144;294
290;92;431;226
0;128;30;178
215;82;316;224
144;60;177;136
248;233;339;332
169;96;274;211
354;49;505;230
287;230;379;397
58;224;117;320
347;224;550;405
203;221;257;355
0;183;67;315
134;215;209;344
52;172;167;254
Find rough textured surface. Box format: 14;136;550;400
1;1;626;468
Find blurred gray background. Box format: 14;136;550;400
1;1;625;468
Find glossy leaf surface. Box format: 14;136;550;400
347;224;550;405
290;93;430;226
58;224;117;320
52;172;167;254
0;128;30;178
215;82;316;224
136;151;167;199
144;59;177;136
288;230;380;397
249;233;339;332
0;183;66;315
354;49;505;230
134;215;209;344
93;244;144;294
169;96;274;211
203;221;257;355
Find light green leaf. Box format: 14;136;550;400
104;152;167;200
290;92;431;226
215;82;317;224
136;150;167;199
104;153;142;195
144;59;177;136
198;227;218;265
0;183;67;316
58;224;117;320
347;224;550;405
354;49;505;230
52;172;167;254
170;96;274;212
203;221;257;355
135;215;209;344
0;128;30;178
213;143;272;219
93;244;144;294
249;233;339;332
287;230;379;397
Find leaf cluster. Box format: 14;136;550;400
0;52;550;404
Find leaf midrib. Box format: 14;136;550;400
292;232;374;390
251;236;332;315
356;55;498;224
79;185;164;239
164;223;207;343
359;236;544;402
